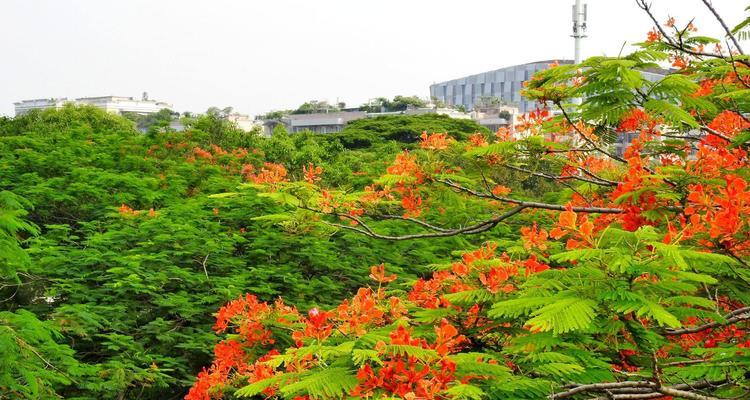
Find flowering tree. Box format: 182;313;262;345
188;3;750;400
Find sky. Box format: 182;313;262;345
1;0;747;117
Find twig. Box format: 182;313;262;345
503;163;617;187
700;0;743;55
200;254;210;281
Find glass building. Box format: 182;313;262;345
429;60;574;113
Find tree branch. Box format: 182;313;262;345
503;163;617;187
554;379;728;400
438;179;625;214
552;382;654;399
664;306;750;335
321;205;527;241
556;103;628;165
635;0;750;68
367;213;453;232
700;0;743;55
700;125;733;143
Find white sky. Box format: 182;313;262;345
1;0;747;117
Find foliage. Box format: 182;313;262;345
183;110;261;149
0;191;86;398
358;96;427;113
189;4;750;400
122;108;178;134
0;106;473;398
292;101;343;115
332;114;489;149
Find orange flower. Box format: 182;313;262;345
433;318;467;356
118;203;139;216
671;56;687;69
491;185;512;197
303;163;323;184
401;190;423;218
369;264;397;283
246;162;288;184
419;132;453;150
646;28;661;42
386;150;425;184
479;265;517;294
708;111;750;138
561;210;578;229
523;255;550;277
468;133;488;147
496;127;513;141
520;223;549;251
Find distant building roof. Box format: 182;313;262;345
284;111;366;127
432;60;575;85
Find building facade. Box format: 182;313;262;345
225;113;262;132
259;107;476;136
471;105;519;134
429;60;573;113
13;98;71;115
430;61;670;115
14;95;172;116
75;96;172;115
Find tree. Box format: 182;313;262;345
184;108;259;148
188;3;750;400
1;105;464;398
473;96;507;109
332;114;489;148
430;96;446;108
359;96;427;113
292;101;339;115
0;191;84;398
390;95;426;111
122;108;177;133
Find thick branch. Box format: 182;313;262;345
700;125;733;143
322;205;527;241
657;386;721;400
554;379;728;400
552;382;654;399
664;306;750;335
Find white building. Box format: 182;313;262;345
14;94;172;116
224;113;262;132
282;111;367;134
13;98;71;115
75;95;172;115
401;107;471;120
259;106;478;137
471;105;519;133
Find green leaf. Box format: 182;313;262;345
280;367;359;399
443;384;485;400
526;297;598;335
235;374;288;397
644;99;698;128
